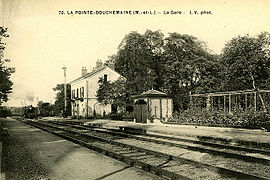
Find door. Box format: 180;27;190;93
134;99;147;123
77;104;79;117
141;104;147;123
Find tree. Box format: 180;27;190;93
113;30;218;111
104;54;116;64
53;83;71;116
115;30;165;95
97;77;126;112
163;33;217;110
193;54;222;93
143;30;166;91
37;101;54;117
114;30;168;111
220;32;270;111
0;27;15;105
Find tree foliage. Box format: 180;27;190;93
0;27;15;105
37;101;54;117
53;83;71;116
115;30;165;96
220;32;270;112
97;77;126;111
162;33;219;110
114;30;218;111
99;30;270;112
220;32;270;91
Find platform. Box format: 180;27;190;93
0;117;162;180
82;119;270;148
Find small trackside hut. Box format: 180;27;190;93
133;90;173;123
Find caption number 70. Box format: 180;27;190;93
59;11;65;15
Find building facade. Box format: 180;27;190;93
70;61;121;117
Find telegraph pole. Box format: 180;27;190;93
62;65;67;115
86;79;89;117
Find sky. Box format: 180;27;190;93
1;0;270;107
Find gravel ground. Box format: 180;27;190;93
89;140;230;179
2;127;50;180
136;135;270;160
115;138;270;179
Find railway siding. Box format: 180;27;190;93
24;120;270;179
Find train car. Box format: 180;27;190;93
23;105;39;119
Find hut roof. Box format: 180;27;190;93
133;89;170;98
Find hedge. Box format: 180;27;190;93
167;110;270;130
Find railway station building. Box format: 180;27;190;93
70;60;122;118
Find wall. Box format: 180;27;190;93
86;67;120;98
150;98;160;118
70;67;121;117
71;77;86;117
135;97;173;122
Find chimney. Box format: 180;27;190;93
107;62;115;70
96;59;103;69
81;66;87;76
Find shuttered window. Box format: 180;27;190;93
81;87;84;98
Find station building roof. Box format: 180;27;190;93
70;66;115;84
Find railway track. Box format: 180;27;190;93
49;121;270;163
23;119;270;179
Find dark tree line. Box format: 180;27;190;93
53;83;71;117
98;30;270;112
37;101;54;117
0;27;15;105
37;84;71;117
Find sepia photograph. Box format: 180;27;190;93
0;0;270;179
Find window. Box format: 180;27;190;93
76;88;79;98
81;87;84;98
104;74;108;83
72;90;75;99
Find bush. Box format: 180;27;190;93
106;112;124;120
0;109;11;118
167;110;270;129
106;112;134;121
